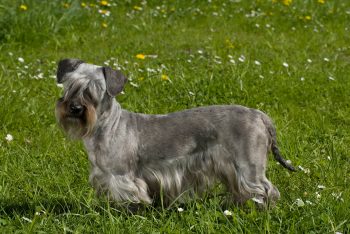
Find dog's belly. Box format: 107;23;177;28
137;143;227;200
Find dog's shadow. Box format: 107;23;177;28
0;191;259;219
0;197;106;218
0;196;175;218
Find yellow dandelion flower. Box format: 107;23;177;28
63;3;70;8
282;0;292;6
81;2;87;7
134;5;142;11
318;0;325;3
100;1;108;6
102;22;108;28
19;4;28;11
136;54;146;60
305;15;312;20
138;77;144;81
161;74;169;81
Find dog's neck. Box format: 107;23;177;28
84;99;122;144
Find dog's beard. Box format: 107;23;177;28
56;103;97;139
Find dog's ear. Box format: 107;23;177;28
57;59;84;83
102;66;128;97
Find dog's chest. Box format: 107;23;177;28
84;135;137;173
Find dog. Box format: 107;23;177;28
55;58;295;208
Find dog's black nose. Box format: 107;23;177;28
69;103;84;116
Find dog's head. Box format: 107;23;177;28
55;58;127;139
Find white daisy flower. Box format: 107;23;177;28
316;192;321;199
296;198;305;207
298;165;310;174
305;200;313;205
129;82;139;88
254;60;261;66
37;73;44;79
5;134;13;142
251;197;264;204
223;210;232;216
238;55;245;62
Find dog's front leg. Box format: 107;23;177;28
89;166;152;205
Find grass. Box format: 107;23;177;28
0;0;349;233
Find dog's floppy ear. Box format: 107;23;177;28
57;59;84;83
102;66;128;97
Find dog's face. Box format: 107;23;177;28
55;59;127;138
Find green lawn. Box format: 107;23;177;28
0;0;349;233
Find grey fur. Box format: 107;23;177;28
56;59;295;208
57;59;84;83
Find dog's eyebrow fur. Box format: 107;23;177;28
57;59;84;83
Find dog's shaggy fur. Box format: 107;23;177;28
56;59;295;208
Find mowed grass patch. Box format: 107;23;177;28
0;0;349;233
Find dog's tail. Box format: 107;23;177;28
271;141;296;171
261;113;296;172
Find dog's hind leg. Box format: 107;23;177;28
221;164;278;208
218;135;280;207
234;149;280;208
216;160;266;206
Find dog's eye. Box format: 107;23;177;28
83;91;98;106
84;92;93;101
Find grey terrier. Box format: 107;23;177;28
55;58;295;208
